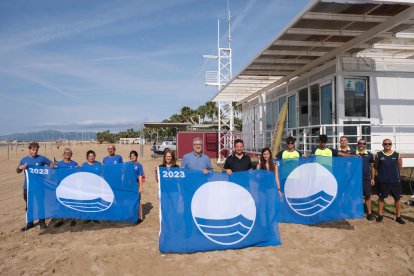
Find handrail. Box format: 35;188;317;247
242;123;414;155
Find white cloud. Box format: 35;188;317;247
0;0;194;53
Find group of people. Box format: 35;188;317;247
269;134;405;224
17;134;406;232
155;137;252;180
17;143;145;232
156;135;406;225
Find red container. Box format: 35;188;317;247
177;132;218;159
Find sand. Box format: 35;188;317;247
0;143;413;275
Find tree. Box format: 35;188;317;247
197;104;208;123
205;101;218;123
180;106;197;124
96;130;116;143
169;113;183;123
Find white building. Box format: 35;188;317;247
213;0;414;165
119;138;143;144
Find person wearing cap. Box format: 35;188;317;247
374;138;405;224
355;139;375;221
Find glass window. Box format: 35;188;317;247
265;102;273;146
265;101;273;131
344;121;371;150
298;88;308;127
344;78;367;117
321;83;332;124
288;95;296;129
310;84;320;125
279;96;286;112
272;100;279;128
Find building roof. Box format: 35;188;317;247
212;0;414;103
143;122;218;130
143;122;193;129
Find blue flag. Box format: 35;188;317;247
158;168;281;253
26;163;139;223
277;156;364;224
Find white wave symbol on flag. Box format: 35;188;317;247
58;197;112;212
191;181;256;245
284;163;337;217
287;191;334;216
194;215;254;244
56;172;114;212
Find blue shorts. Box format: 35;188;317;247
378;182;402;200
363;179;372;198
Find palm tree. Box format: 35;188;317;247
205;101;218;123
197;104;209;124
169;113;184;123
180;106;197;124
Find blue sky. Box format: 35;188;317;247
0;0;310;135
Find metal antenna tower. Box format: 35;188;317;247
203;0;233;164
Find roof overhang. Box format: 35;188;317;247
212;0;414;104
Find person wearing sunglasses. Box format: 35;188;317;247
374;139;404;224
276;136;300;160
355;139;375;221
272;137;300;197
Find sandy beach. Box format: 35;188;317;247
0;143;413;275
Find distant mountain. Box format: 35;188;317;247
0;130;96;141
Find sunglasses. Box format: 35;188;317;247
383;143;392;146
286;142;294;145
358;142;366;145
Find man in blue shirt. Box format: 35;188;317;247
56;148;78;168
103;145;123;165
129;150;144;223
54;148;78;227
181;137;212;174
152;142;157;158
338;136;354;154
16;142;54;231
355;139;375;221
374;139;404;224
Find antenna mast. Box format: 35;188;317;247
203;0;233;164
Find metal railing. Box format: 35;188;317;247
243;123;414;155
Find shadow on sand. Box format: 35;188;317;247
308;220;354;230
38;201;154;235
